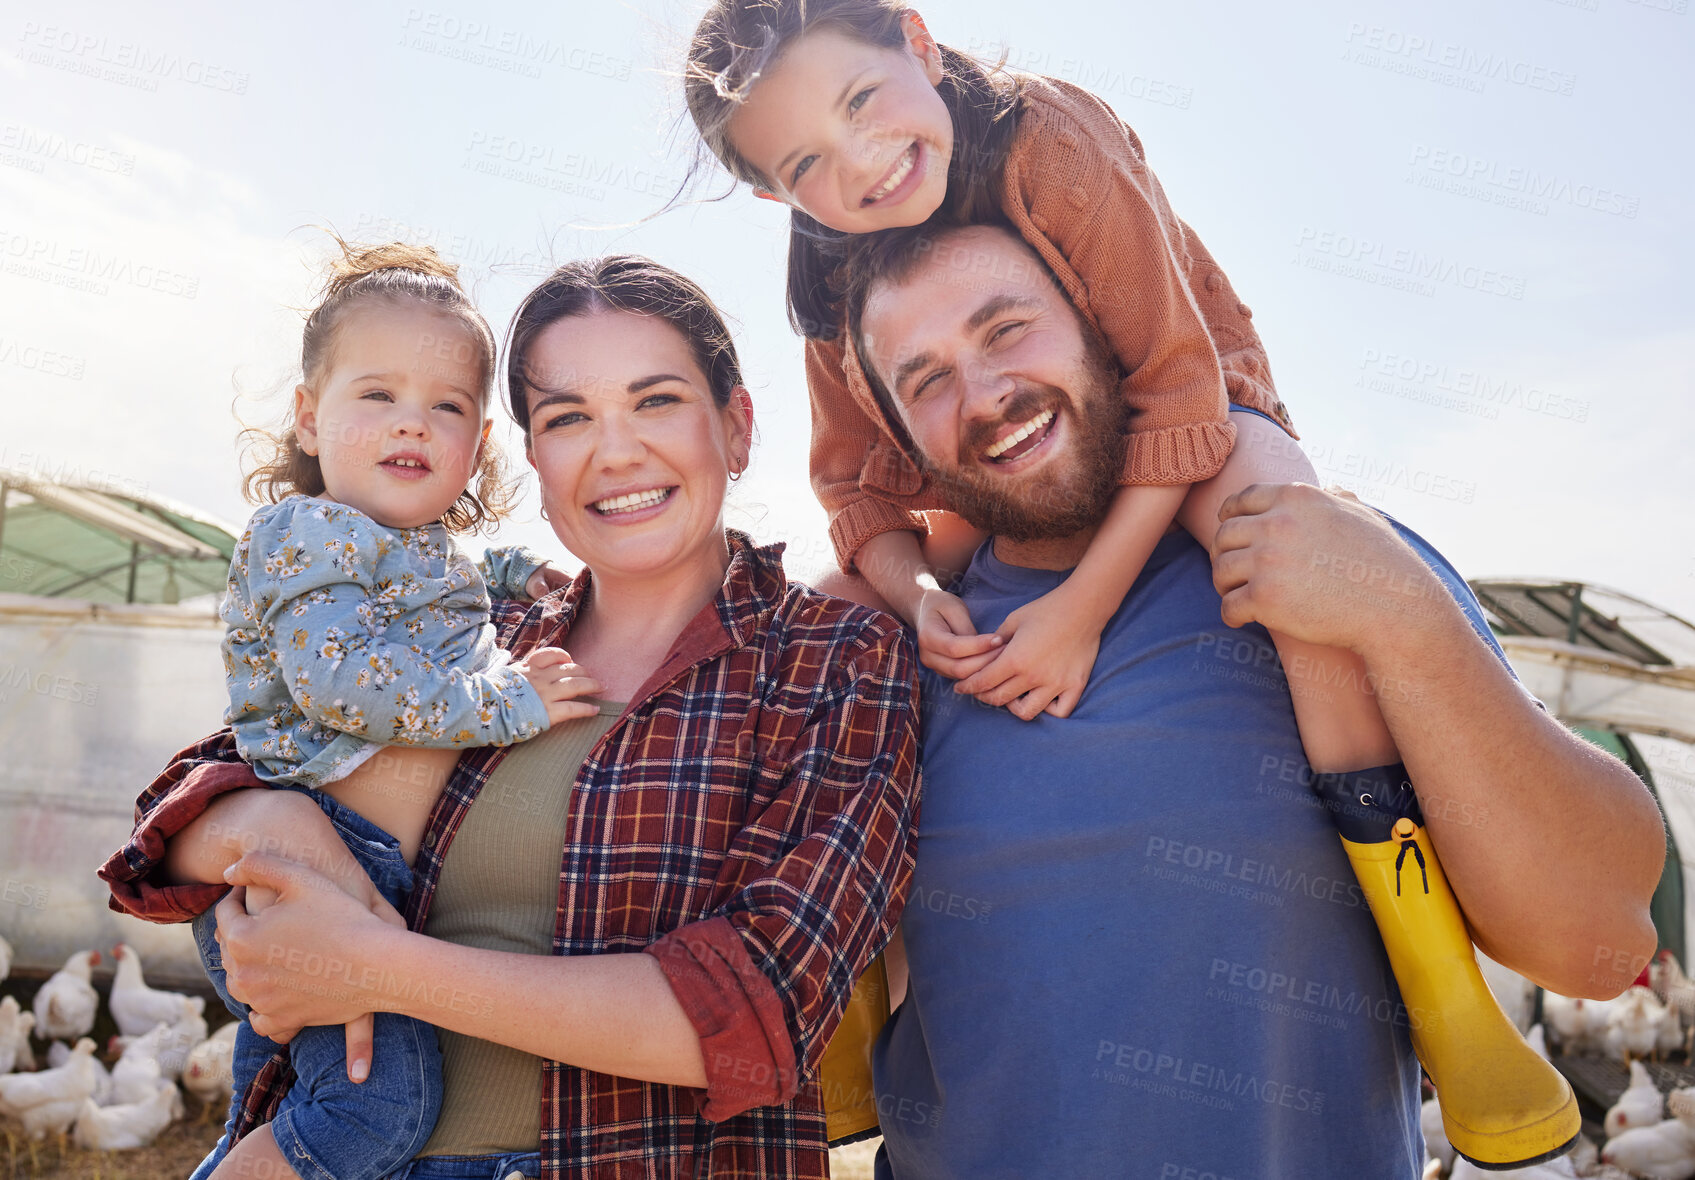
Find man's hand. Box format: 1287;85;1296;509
954;585;1101;721
525;564;572;600
1210;483;1448;656
915;585;1002;681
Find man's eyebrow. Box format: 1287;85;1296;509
965;293;1043;333
892;349;936;400
890;294;1044;398
774;72;867;181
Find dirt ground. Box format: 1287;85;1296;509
0;1119;881;1179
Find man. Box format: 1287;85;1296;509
822;223;1662;1177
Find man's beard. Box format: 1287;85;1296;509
913;341;1130;543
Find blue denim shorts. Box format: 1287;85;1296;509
390;1151;542;1179
190;785;443;1180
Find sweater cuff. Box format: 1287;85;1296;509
828;498;931;576
1121;419;1237;486
646;916;799;1121
98;761;264;924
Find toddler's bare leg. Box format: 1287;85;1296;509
1184;412;1398;772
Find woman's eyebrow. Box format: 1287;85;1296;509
627;373;690;393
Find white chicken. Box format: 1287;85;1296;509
1423;1093;1457;1173
0;931;11;983
1608;1059;1667;1138
112;1003;207;1081
1601;1118;1695;1179
108;943;200;1039
181;1022;238;1109
1608;987;1671;1063
1546;991;1615;1055
0;995;34;1074
1654;951;1695;1057
0;1037;102;1139
72;1078;182;1150
32;949;101;1041
108;1023;172;1107
1667;1084;1695;1126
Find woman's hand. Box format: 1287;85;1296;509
216;853;406;1081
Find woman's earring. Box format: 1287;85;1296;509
729;459;745;483
539;503;551;522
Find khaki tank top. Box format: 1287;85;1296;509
418;700;622;1157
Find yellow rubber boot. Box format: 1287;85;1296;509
1342;818;1579;1169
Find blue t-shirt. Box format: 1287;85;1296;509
876;514;1516;1179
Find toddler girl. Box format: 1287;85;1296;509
193;240;595;1180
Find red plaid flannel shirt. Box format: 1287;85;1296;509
99;534;921;1179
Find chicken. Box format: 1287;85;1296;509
1600;1118;1695;1179
108;943;199;1039
0;932;11;983
1654;951;1695;1057
1546;991;1616;1055
1609;987;1672;1063
1666;1085;1695;1126
0;1037;102;1139
1608;1059;1667;1138
181;1022;238;1110
112;1003;206;1081
108;1023;172;1107
0;995;34;1074
32;949;101;1041
1423;1093;1457;1173
71;1078;182;1151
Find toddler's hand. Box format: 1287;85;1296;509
514;647;602;725
915;586;1002;681
524;564;573;600
954;588;1101;721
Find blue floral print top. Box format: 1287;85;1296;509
221;496;552;788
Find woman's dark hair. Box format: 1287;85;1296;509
682;0;1022;341
504;255;745;435
240;237;515;535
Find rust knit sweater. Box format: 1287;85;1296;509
806;73;1297;572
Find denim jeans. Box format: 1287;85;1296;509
389;1152;542;1179
190;786;443;1180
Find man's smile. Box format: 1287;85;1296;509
977;408;1059;471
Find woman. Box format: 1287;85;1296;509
100;256;921;1179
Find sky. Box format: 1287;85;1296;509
2;0;1692;624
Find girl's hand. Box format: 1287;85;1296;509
513;648;603;725
524;564;573;600
915;586;1002;681
953;587;1102;721
216;853;404;1081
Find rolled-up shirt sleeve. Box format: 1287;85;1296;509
98;731;261;924
647;617;921;1121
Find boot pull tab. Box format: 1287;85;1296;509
1391;817;1429;897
